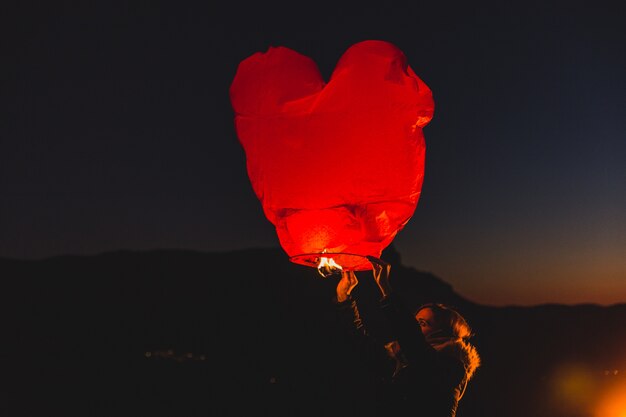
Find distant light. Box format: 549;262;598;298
549;363;597;412
594;379;626;417
145;352;152;358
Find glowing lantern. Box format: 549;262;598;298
230;40;434;271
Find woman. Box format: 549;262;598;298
334;256;480;417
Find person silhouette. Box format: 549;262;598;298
333;255;480;417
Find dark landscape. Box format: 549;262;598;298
3;246;625;417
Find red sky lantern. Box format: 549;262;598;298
230;40;434;271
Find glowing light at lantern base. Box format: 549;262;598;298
316;257;343;278
290;252;370;277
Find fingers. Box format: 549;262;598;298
366;255;389;269
367;257;392;299
339;270;357;283
365;255;380;265
337;270;359;301
346;270;358;286
336;272;352;302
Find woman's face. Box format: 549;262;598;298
415;307;438;337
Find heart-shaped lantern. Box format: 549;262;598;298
230;40;434;271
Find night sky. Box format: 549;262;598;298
2;1;624;306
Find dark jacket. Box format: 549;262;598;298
335;294;478;417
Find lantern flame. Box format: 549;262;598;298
317;256;343;278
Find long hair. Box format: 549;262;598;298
415;303;481;382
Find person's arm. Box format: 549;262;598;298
334;270;369;338
366;256;436;360
333;270;393;379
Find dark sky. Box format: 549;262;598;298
1;1;625;306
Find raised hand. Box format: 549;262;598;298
366;255;392;299
336;270;359;302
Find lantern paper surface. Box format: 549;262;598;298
230;40;434;270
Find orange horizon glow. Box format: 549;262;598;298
398;235;626;307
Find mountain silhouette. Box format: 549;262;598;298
2;246;625;417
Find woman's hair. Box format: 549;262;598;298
416;303;481;385
415;303;473;340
